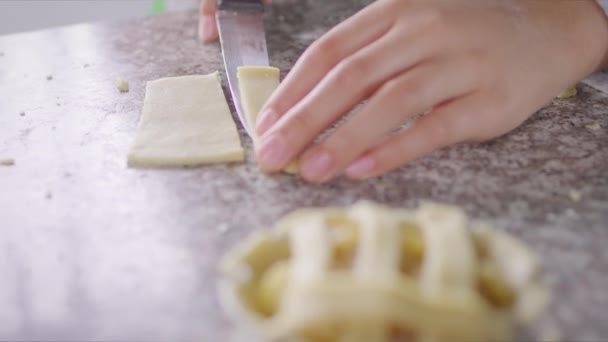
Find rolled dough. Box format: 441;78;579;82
127;73;244;167
238;66;298;173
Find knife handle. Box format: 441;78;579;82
217;0;264;11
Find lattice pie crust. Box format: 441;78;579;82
218;201;550;342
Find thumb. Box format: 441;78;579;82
199;0;219;43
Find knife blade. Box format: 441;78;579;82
217;0;268;138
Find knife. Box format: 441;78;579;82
216;0;268;138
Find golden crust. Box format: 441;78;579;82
218;201;550;342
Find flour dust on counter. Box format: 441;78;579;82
127;72;245;167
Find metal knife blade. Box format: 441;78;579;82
217;0;268;138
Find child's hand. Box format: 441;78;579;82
199;0;272;43
255;0;608;182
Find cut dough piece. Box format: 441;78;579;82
238;66;298;174
238;66;280;145
128;73;244;167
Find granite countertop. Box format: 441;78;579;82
0;1;606;341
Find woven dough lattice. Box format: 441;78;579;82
219;201;549;342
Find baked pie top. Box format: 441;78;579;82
218;201;550;342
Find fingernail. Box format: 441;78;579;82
301;150;333;181
199;15;215;42
256;108;278;136
346;156;375;179
257;134;288;169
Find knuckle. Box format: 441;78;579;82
382;78;406;100
384;0;405;10
384;77;428;113
286;110;315;143
326;127;358;156
419;7;447;30
331;57;369;88
306;37;339;66
375;143;402;172
423;115;452;147
468;49;491;79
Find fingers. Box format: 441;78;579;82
254;24;436;174
199;0;272;43
345;96;482;180
255;0;401;135
298;56;479;182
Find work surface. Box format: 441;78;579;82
0;1;607;341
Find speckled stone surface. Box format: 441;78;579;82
0;1;606;341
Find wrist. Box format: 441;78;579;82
576;1;608;71
530;0;608;74
596;1;608;69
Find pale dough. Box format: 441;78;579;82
238;66;298;173
557;85;577;99
238;66;280;145
218;201;550;342
127;73;244;167
117;79;129;93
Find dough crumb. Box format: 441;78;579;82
0;52;4;57
83;63;90;68
45;191;53;199
19;111;25;116
557;86;577;99
117;79;129;93
0;159;15;166
568;190;582;203
56;102;61;107
586;122;601;131
46;74;53;81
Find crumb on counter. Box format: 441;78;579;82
0;52;4;57
45;191;53;199
0;159;15;166
568;190;582;203
83;63;90;68
557;85;577;99
117;79;129;93
46;74;53;81
586;122;601;131
19;111;25;116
